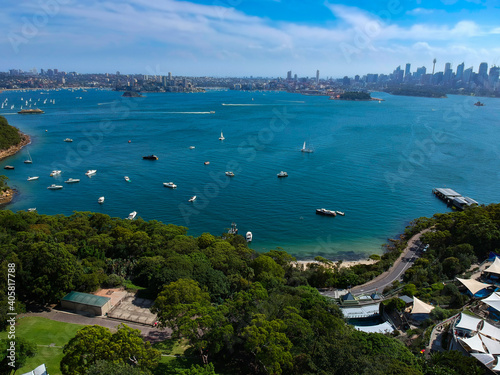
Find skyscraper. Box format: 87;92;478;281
444;63;452;82
456;62;464;82
478;62;488;77
316;70;319;84
405;63;411;78
287;70;292;80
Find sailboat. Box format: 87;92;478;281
219;131;225;141
301;141;313;153
24;150;33;164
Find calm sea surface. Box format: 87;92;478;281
1;89;499;259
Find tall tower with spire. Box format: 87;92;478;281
432;58;437;75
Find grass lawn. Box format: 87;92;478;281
0;316;83;375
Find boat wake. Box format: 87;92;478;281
277;100;306;103
97;102;115;105
221;104;269;106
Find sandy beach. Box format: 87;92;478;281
296;258;377;270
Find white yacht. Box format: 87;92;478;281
47;184;63;190
225;171;234;177
277;171;288;177
336;211;345;216
189;195;197;202
64;138;73;142
219;131;225;140
163;182;177;188
85;170;97;177
27;176;39;181
24;150;33;164
246;231;253;242
127;211;137;220
65;178;80;183
27;208;36;212
189;146;195;149
98;196;105;204
50;170;61;177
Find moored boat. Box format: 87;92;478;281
204;161;210;165
228;222;238;234
219;131;225;140
301;141;313;153
65;178;80;183
124;176;131;182
50;170;61;176
127;211;137;220
189;195;197;202
4;166;14;170
316;208;336;216
98;196;105;204
277;171;288;177
163;182;177;188
64;138;73;142
27;208;36;212
47;184;63;190
336;211;345;216
143;155;158;160
27;176;39;181
246;231;253;242
85;170;97;176
225;171;234;177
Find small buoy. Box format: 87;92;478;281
128;140;131;143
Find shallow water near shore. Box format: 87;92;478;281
1;89;499;260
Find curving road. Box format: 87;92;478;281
348;228;432;296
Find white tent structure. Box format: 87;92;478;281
21;364;47;375
355;322;394;334
492;357;500;372
471;353;495;366
456;312;482;332
481;321;500;340
460;334;486;353
410;297;435;314
456;278;492;295
482;293;500;312
485;257;500;275
481;334;500;355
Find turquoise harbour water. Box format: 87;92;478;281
1;89;499;260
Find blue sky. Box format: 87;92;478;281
1;0;500;77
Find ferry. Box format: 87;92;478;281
316;208;337;216
143;155;158;160
18;108;44;114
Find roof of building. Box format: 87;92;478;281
485;258;500;275
457;278;492;295
399;295;414;304
21;364;47;375
434;188;461;197
480;334;500;355
456;312;482;332
341;303;380;319
480;321;500;340
341;292;356;301
471;353;495;366
410;297;435;314
61;291;111;307
355;322;393;334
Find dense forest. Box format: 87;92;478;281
1;206;497;374
0;116;21;150
383;85;447;98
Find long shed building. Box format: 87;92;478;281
61;291;112;316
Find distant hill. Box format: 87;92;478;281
0;116;21;150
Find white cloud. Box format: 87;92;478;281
406;8;435;15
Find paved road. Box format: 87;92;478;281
347;228;432;296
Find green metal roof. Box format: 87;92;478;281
61;291;111;307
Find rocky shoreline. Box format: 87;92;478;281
0;131;31;161
0;188;16;206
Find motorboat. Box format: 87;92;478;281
189;146;195;149
316;208;336;216
277;171;288;177
127;211;137;220
64;138;73;142
27;208;36;212
219;131;225;140
27;176;39;181
47;184;63;190
336;211;345;216
246;231;253;242
301;141;314;153
65;178;80;183
189;196;197;202
210;111;215;114
50;170;61;176
85;170;97;177
98;196;105;204
4;166;14;170
163;182;177;188
204;161;210;165
124;176;131;182
143;155;158;160
225;171;234;177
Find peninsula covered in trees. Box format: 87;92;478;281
1;205;499;374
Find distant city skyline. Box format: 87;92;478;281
2;0;500;77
